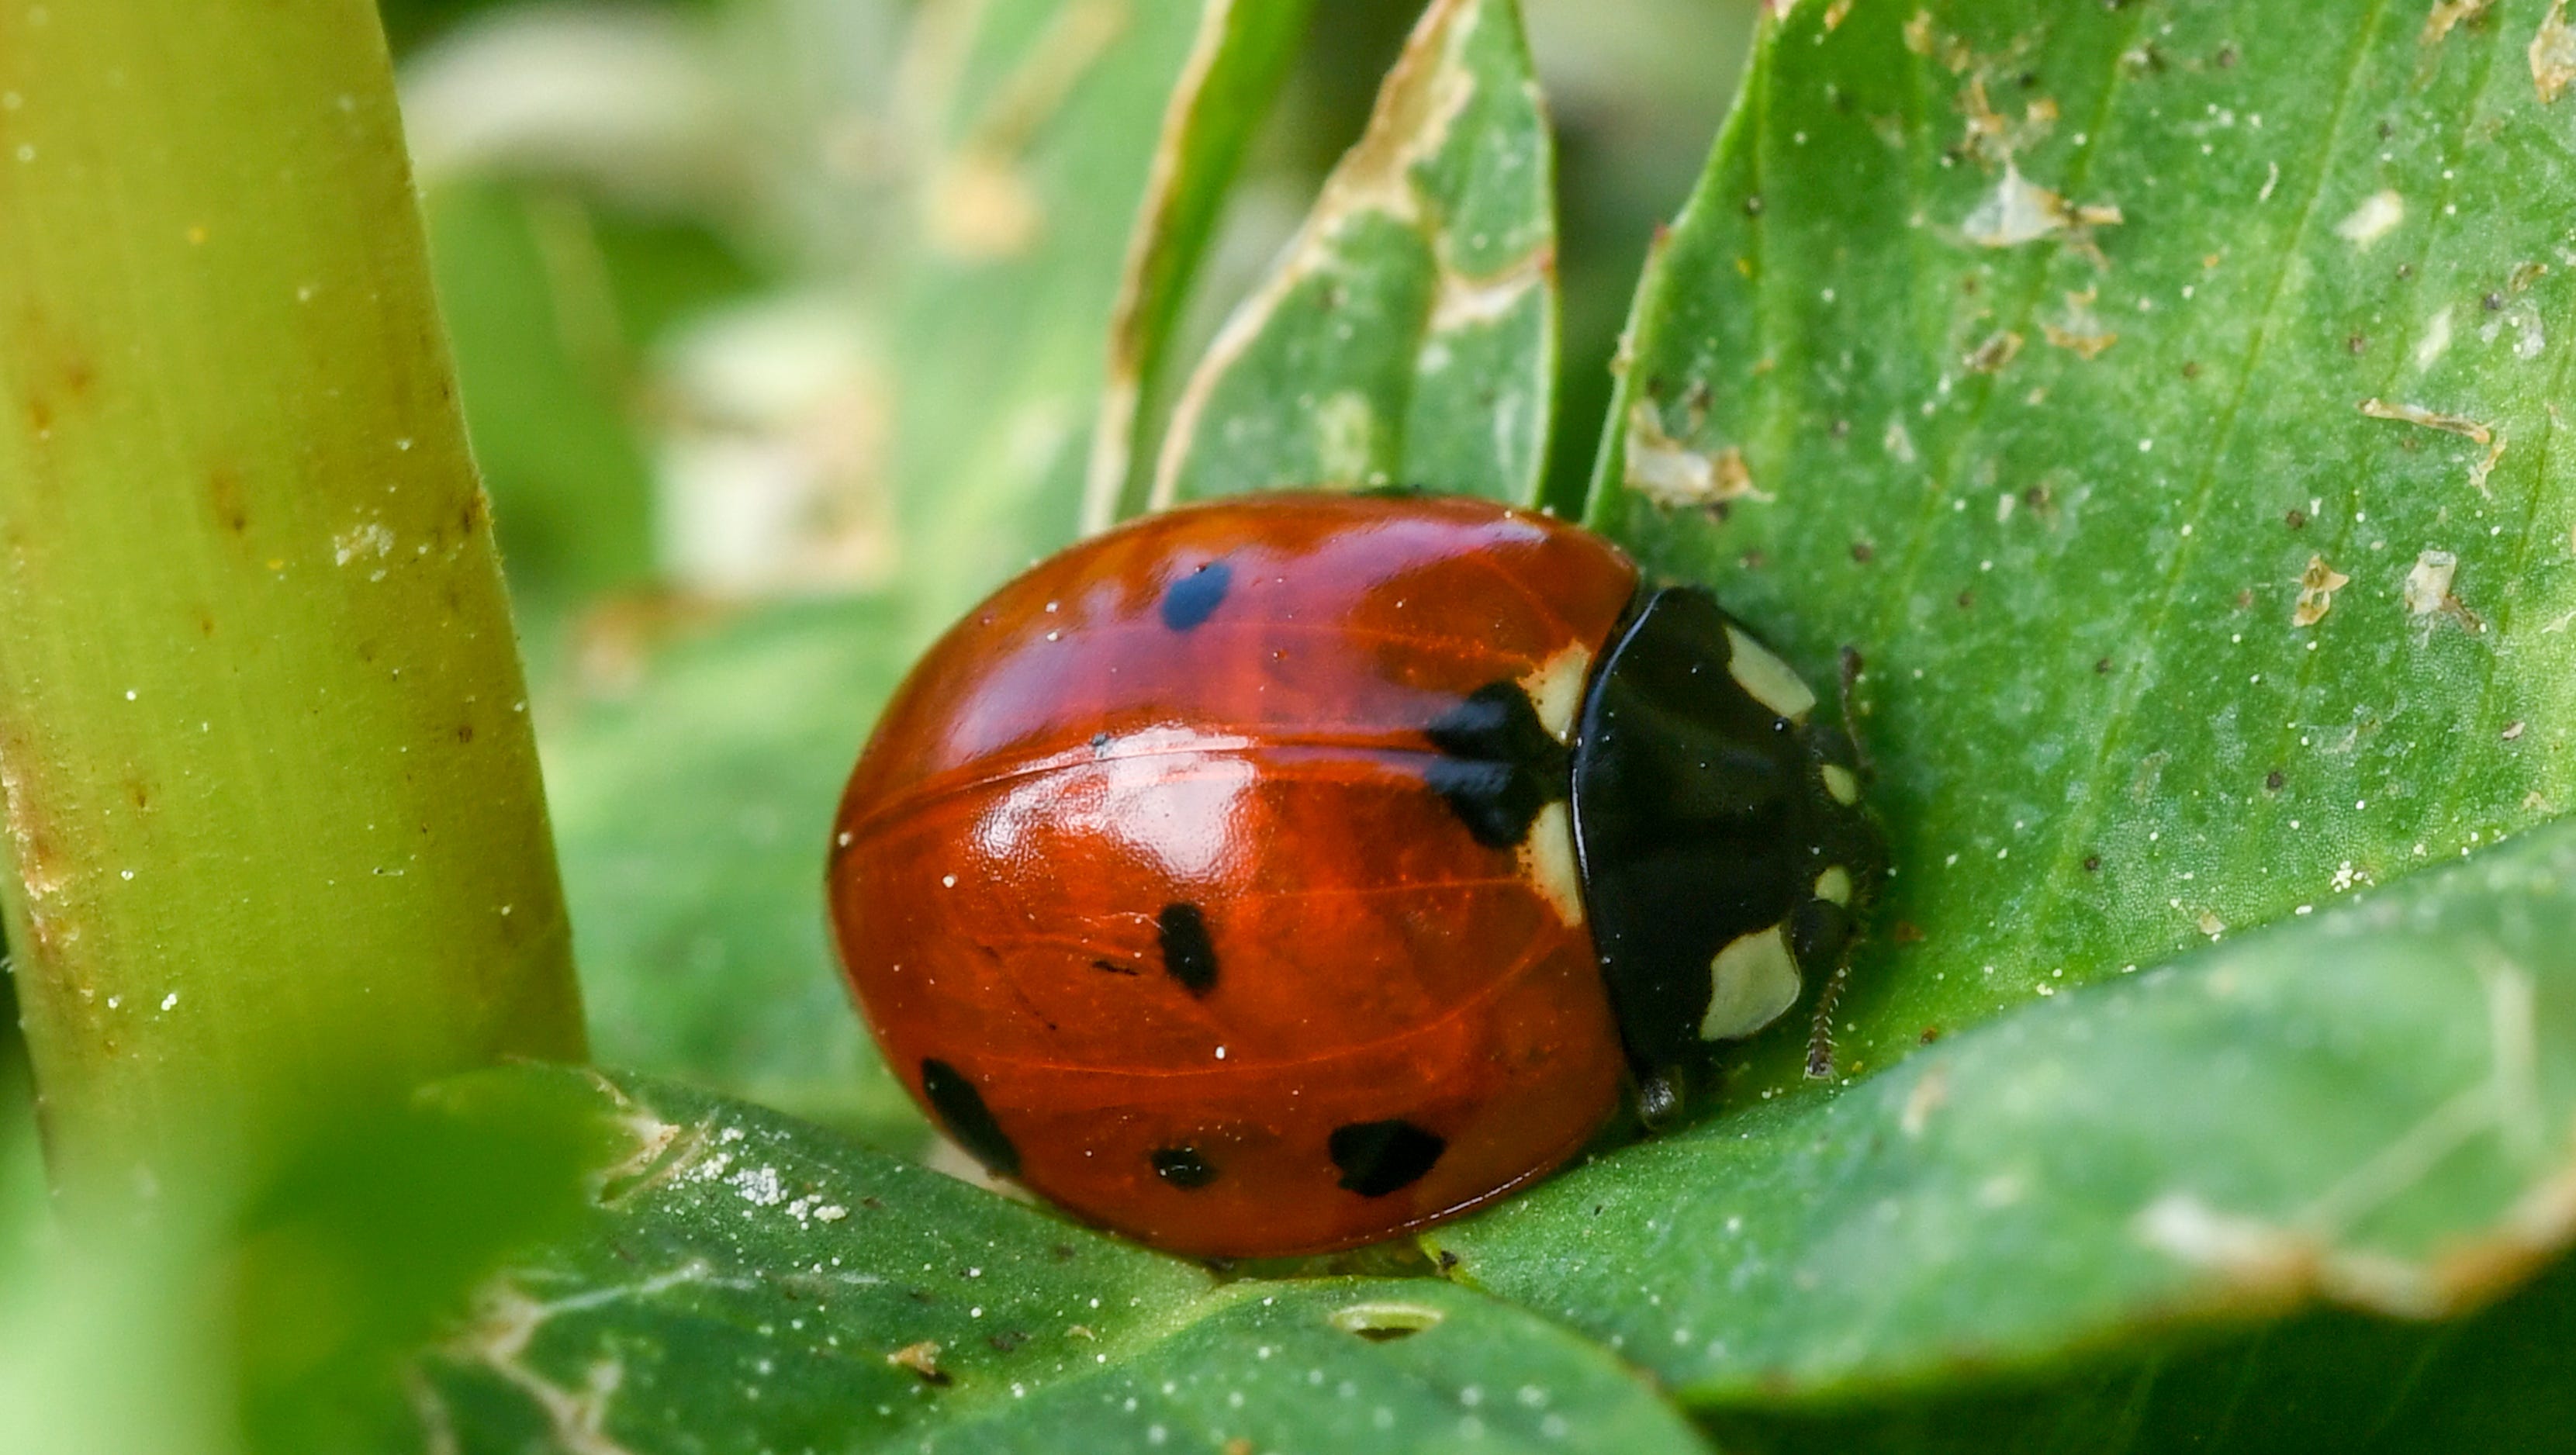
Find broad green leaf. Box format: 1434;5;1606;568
542;599;921;1144
1148;0;1559;512
1584;0;2576;1104
894;0;1305;630
413;1069;1712;1455
1432;817;2576;1410
1705;1246;2576;1453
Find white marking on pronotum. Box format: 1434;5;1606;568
1699;925;1802;1041
1821;762;1861;806
1520;644;1591;745
1814;866;1854;906
1519;801;1583;926
1723;627;1817;721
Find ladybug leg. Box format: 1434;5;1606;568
1634;1066;1689;1131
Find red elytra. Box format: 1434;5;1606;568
829;492;1639;1256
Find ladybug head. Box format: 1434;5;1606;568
1564;586;1886;1126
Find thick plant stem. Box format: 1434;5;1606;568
0;3;585;1199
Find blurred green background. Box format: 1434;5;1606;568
386;0;1753;655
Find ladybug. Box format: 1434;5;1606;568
828;492;1880;1257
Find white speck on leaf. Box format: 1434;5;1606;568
2359;396;2491;444
2415;306;2454;368
2335;189;2405;247
1962;162;2121;247
333;521;395;566
1624;402;1766;510
2294;555;2350;627
2535;0;2576;102
2403;550;2460;617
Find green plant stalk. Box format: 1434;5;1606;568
0;2;584;1199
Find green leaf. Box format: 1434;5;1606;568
1704;1246;2576;1453
413;1069;1712;1455
544;598;921;1144
1079;0;1320;532
1148;0;1559;512
1433;817;2576;1412
1584;0;2576;1106
894;0;1305;630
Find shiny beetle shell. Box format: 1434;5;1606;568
828;492;1879;1257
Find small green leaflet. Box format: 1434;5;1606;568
1145;0;1559;512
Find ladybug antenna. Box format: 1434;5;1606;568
1836;645;1876;781
1803;959;1852;1080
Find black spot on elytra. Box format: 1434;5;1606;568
1151;1146;1217;1189
1160;560;1232;631
1158;903;1219;995
919;1059;1019;1177
1424;682;1570;848
1329;1118;1446;1197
